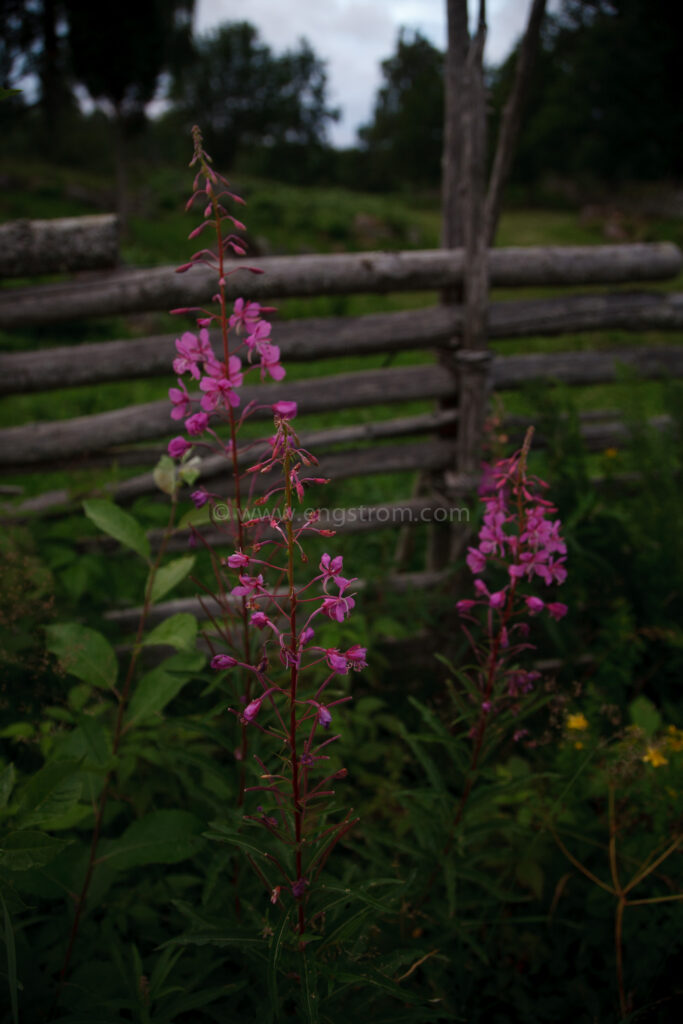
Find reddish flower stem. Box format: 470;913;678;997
206;164;253;804
283;437;306;942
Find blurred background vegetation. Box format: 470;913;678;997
1;0;681;211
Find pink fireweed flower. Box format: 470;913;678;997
173;328;216;379
251;611;277;632
466;547;487;574
211;654;238;670
227;551;250;569
319;553;346;591
479;507;508;556
318;705;332;729
258;342;286;381
546;601;568;621
169;378;191;420
168;436;192;458
321;583;356;623
535;557;567;586
525;596;545;615
326;649;349;674
345;645;367;671
231;573;265;598
191;489;209;508
243;697;263;722
273;400;297;420
185;411;209;436
199;356;243;411
244;318;272;355
229;297;263;333
308;701;332;729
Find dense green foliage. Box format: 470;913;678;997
168;22;339;173
357;29;444;190
490;0;683;184
1;396;682;1022
2;0;680;190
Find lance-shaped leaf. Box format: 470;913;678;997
84;498;150;561
142;613;198;652
125;651;204;727
0;831;71;871
16;760;83;828
97;810;205;871
149;556;195;604
45;622;118;691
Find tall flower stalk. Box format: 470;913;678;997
451;427;568;832
169;126;286;801
167;130;362;939
210;411;361;941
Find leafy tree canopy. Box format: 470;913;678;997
64;0;194;122
357;29;444;189
169;22;339;168
490;0;683;183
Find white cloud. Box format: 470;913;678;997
194;0;534;147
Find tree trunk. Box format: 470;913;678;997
485;0;547;244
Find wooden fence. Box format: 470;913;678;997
1;219;682;592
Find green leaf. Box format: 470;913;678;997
0;831;71;871
17;760;83;828
0;722;34;740
267;911;290;1021
178;504;213;530
163;928;265;949
150;556;195;604
153;454;177;496
178;456;202;487
97;810;205;871
142;613;198;652
84;498;150;561
125;652;202;727
516;859;544;900
300;947;319;1024
629;695;661;738
45;622;118;690
0;764;16;809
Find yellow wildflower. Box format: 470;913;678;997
643;746;668;768
566;712;589;732
574;741;584;750
666;725;683;752
604;447;618;459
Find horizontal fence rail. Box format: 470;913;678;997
0;242;680;328
2;345;682;471
0;214;118;278
3;290;683;395
3;408;671;521
104;570;452;630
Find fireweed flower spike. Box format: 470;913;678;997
220;411;361;943
450;427;568;829
166;129;360;941
166;127;300;802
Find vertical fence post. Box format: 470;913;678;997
428;0;490;571
456;2;489;477
426;0;471;572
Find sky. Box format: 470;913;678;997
194;0;538;148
